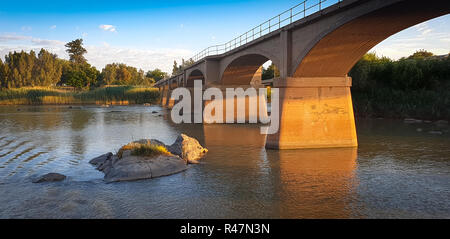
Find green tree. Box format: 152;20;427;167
262;63;280;80
172;60;179;75
408;49;434;60
65;39;87;64
146;68;167;82
33;49;62;86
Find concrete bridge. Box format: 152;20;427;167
155;0;450;150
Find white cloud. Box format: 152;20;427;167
99;24;117;32
0;34;32;42
84;45;192;73
21;26;32;31
50;25;56;30
370;23;450;59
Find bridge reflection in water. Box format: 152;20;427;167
202;123;358;218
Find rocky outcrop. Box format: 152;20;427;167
167;134;208;164
89;134;207;182
103;154;187;182
33;173;66;183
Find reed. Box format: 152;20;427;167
0;86;160;105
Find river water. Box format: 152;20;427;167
0;105;448;218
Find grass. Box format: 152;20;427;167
117;140;170;159
0;86;160;105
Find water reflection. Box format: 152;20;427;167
268;148;358;218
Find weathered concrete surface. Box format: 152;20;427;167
266;77;357;149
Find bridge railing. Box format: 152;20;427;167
190;0;343;63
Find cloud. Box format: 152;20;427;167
84;45;192;73
99;24;117;32
31;38;65;46
370;22;450;59
50;25;56;30
21;26;32;31
0;34;32;42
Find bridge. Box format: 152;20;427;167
155;0;450;150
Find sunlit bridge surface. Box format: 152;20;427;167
0;106;449;218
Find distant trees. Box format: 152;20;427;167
0;38;166;89
262;63;280;80
349;52;450;119
146;68;167;82
172;58;195;75
99;63;154;86
0;49;62;89
406;49;434;60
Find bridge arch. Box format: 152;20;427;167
219;50;280;86
186;69;206;87
291;0;450;77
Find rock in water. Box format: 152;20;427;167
89;152;113;167
168;134;208;164
88;134;207;182
104;155;187;183
33;173;66;183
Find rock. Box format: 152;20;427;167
104;155;187;182
404;118;423;124
434;120;449;125
89;152;113;167
429;131;443;135
33;173;66;183
416;128;423;132
89;134;207;182
168;134;208;164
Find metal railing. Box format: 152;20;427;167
190;0;343;62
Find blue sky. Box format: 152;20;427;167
0;0;449;73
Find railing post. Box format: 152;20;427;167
290;8;292;24
304;1;306;17
279;15;281;29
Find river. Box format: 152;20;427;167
0;105;449;218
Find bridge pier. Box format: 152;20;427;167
203;86;269;124
265;77;358;149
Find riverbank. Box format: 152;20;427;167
0;86;160;105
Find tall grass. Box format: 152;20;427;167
0;86;160;105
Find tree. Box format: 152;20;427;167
0;59;9;89
172;60;179;75
65;39;87;64
262;63;280;80
146;68;167;82
408;49;434;60
33;49;62;86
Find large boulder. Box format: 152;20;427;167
104;155;187;183
33;173;66;183
88;134;207;182
168;134;208;164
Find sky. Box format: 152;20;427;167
0;0;449;73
